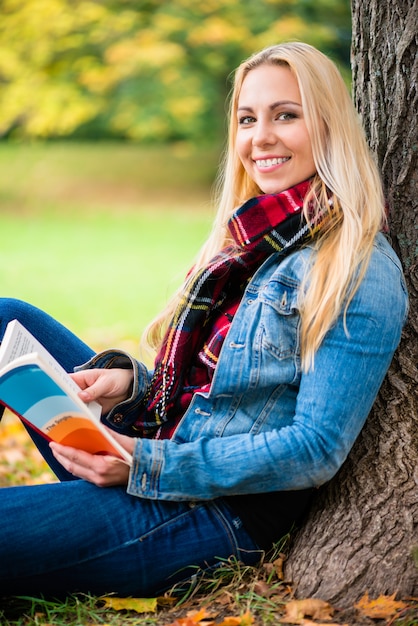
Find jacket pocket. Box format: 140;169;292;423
258;277;301;384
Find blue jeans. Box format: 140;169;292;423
0;299;261;597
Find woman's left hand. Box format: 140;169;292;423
49;430;136;487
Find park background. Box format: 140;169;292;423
0;0;351;356
2;2;418;624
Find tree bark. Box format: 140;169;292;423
284;0;418;607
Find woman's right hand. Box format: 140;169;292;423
70;367;134;414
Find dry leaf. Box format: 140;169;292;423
101;595;157;613
282;598;334;623
217;591;234;606
168;610;253;626
218;612;254;625
168;617;206;626
300;621;346;626
262;562;275;576
167;608;215;625
186;608;213;621
355;592;407;619
156;595;178;608
273;554;286;580
254;580;272;597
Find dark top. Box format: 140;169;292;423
225;488;315;550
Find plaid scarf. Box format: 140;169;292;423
135;178;321;431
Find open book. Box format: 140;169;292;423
0;319;132;465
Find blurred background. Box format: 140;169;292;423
0;0;352;354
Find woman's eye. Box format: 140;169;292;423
277;112;297;121
238;115;256;125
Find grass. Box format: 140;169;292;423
0;204;212;354
0;141;217;354
0;555;286;626
0;141;417;626
1;553;417;626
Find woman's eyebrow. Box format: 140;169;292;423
237;100;302;112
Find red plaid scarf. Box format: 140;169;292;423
135;178;321;432
155;299;240;439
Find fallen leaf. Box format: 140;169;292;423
253;580;272;597
300;621;346;626
167;608;216;625
355;592;407;619
157;595;178;608
217;591;234;606
218;612;254;625
167;610;253;626
168;617;201;626
282;598;334;623
186;608;213;621
101;596;157;613
273;554;286;580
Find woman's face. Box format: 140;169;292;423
236;63;316;194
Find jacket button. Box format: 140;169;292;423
113;413;123;423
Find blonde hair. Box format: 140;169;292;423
144;42;385;369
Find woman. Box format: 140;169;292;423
0;42;408;597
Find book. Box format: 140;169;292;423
0;319;132;465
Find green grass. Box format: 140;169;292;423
0;141;216;354
0;544;292;626
0;204;212;353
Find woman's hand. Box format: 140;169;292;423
70;367;134;414
50;430;136;487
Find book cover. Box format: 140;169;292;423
0;321;132;464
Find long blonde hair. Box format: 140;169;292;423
144;42;385;369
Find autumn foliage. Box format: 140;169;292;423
0;0;351;143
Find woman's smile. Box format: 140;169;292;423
255;156;291;169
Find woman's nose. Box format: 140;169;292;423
252;120;277;147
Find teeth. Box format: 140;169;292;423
256;157;289;168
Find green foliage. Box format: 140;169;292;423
0;0;351;142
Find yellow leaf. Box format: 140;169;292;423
283;598;334;623
101;596;157;613
355;592;407;619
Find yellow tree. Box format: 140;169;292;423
0;0;351;141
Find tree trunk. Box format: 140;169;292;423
284;0;418;607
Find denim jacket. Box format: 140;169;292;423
79;233;408;502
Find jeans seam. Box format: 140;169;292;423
211;500;262;562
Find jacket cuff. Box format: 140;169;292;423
74;349;152;434
127;437;165;499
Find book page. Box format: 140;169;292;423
0;320;101;419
